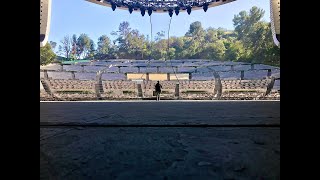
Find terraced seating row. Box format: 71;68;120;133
221;79;269;90
139;80;217;90
180;92;215;100
103;81;137;90
40;78;278;100
47;79;95;91
101;93;138;99
220;92;263;100
54;93;97;101
103;79;269;94
179;81;215;90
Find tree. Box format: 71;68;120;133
108;44;119;59
111;21;132;58
203;40;226;61
168;47;175;60
170;37;186;59
126;29;147;59
111;21;150;59
265;44;280;66
151;39;168;60
233;6;265;43
205;28;218;43
88;39;96;60
232;6;279;65
58;35;72;60
40;43;56;65
185;21;205;39
111;21;131;46
225;40;248;61
117;21;131;37
184;21;206;58
96;35;111;59
250;22;279;64
233;6;265;48
77;33;91;59
71;34;78;60
52;7;280;66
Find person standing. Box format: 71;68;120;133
155;81;162;101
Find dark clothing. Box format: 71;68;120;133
155;83;162;92
155;82;162;101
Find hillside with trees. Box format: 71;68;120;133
43;7;279;66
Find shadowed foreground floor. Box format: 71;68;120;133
40;101;280;180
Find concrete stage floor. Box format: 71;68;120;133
40;101;280;179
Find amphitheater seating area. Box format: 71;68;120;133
40;79;278;100
40;79;280;100
40;60;279;101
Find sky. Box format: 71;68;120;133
48;0;270;45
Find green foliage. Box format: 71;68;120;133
96;35;110;59
40;43;56;65
232;6;279;65
205;40;226;61
88;39;96;60
77;33;91;59
71;34;78;59
225;40;246;61
55;6;279;66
